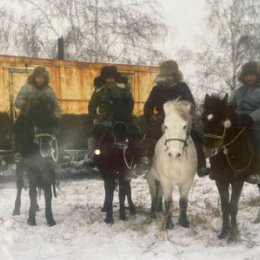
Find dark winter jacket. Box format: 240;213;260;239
144;81;195;122
88;82;134;125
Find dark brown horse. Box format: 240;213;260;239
94;121;139;224
202;94;255;242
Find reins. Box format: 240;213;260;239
33;127;59;162
205;126;253;173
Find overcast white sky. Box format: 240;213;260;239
4;0;208;59
158;0;207;57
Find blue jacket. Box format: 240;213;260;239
231;84;260;147
231;84;260;122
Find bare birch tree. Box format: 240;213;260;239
196;0;260;94
14;0;167;64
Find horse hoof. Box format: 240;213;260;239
120;214;126;221
47;219;56;227
162;219;174;230
179;218;190;228
227;233;238;243
13;209;20;216
130;207;136;215
227;228;239;242
27;219;37;226
105;217;114;225
218;229;229;240
101;207;107;212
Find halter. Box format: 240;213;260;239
204;125;253;173
33;127;59;162
163;125;190;154
164;138;188;149
97;121;135;170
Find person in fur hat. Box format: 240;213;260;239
12;66;60;161
86;65;140;165
138;60;210;177
231;61;260;185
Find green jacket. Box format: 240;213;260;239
88;82;134;124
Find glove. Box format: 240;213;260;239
237;114;254;128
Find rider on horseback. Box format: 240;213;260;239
13;66;61;160
138;60;211;177
86;66;140;165
231;61;260;184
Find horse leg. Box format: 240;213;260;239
13;164;23;215
146;169;160;218
228;180;244;242
101;181;109;212
215;179;230;239
44;184;56;226
104;178;115;224
160;179;174;230
119;178;127;221
125;180;136;215
178;183;192;228
27;173;37;226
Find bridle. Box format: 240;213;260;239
33;126;59;162
163;124;190;154
98;121;135;170
204;124;253;173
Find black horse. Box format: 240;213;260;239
202;94;255;242
13;93;59;226
94;121;139;224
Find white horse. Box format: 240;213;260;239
146;99;197;230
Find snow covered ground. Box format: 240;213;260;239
1;169;260;260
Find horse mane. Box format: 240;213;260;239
164;99;192;122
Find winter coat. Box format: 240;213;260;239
88;82;134;124
15;83;61;118
231;83;260;147
144;81;195;123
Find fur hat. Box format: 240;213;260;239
238;61;260;84
100;66;119;79
157;60;183;82
28;66;49;85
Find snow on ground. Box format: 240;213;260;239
1;170;260;260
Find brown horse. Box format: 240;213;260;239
202;94;255;242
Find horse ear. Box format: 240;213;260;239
223;94;228;103
204;94;210;103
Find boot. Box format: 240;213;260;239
194;142;212;177
135;138;156;175
245;152;260;184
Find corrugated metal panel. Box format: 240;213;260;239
0;55;158;116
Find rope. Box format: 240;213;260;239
205;126;253;173
224;144;254;173
34;130;59;162
123;146;134;170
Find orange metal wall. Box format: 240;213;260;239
0;55;158;116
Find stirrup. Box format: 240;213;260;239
245;174;260;184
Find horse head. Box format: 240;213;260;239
202;94;235;150
163;99;192;159
26;93;58;162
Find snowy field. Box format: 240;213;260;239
1;169;260;260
